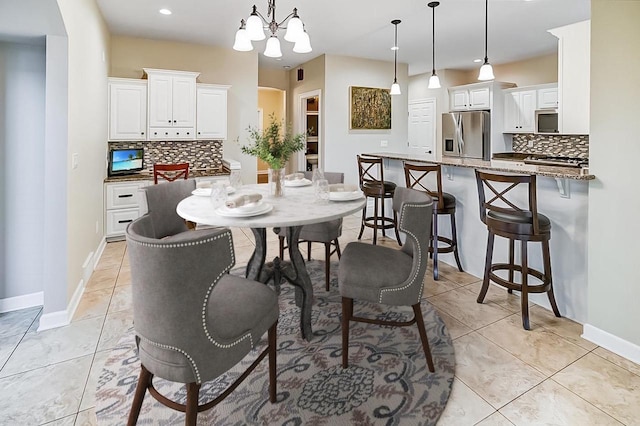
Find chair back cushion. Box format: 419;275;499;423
301;170;344;185
143;179;195;239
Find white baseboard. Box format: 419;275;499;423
0;292;44;313
582;324;640;365
38;309;70;331
38;238;106;331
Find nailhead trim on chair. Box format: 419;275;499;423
138;335;203;384
378;203;430;304
201;231;254;349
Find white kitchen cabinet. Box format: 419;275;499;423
450;86;490;110
503;89;536;133
537;85;558;109
105;181;149;240
144;68;200;139
549;20;590;134
196;84;230;140
450;89;469;110
108;78;147;141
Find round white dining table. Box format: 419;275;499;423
176;183;365;340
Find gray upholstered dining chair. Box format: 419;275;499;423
143;179;196;237
278;171;344;291
339;187;435;372
125;215;279;425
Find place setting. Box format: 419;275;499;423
327;183;363;202
283;172;312;187
215;192;273;217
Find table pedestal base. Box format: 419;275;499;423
246;227;314;341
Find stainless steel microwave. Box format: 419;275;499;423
535;110;559;134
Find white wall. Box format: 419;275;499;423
56;0;110;308
0;42;46;300
587;0;640;358
324;54;409;185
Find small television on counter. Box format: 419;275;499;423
108;148;144;176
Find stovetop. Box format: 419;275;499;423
523;155;589;168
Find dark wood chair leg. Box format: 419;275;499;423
278;236;285;260
325;242;331;291
477;231;495;303
542;239;561;317
127;365;152;426
358;205;366;240
380;197;387;237
185;382;200;426
268;322;277;403
393;210;402;246
521;240;530;330
341;297;353;368
450;213;463;272
373;197;379;245
307;241;312;261
335;239;342;259
508;239;515;294
412;304;435;373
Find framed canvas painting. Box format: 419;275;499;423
349;86;392;130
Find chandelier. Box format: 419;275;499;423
233;0;312;58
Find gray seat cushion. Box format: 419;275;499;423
208;274;279;342
298;219;342;242
338;242;413;304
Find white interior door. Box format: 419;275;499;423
408;98;436;158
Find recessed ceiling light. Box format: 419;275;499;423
159;9;172;15
473;58;482;63
283;65;291;69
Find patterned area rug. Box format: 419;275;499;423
95;260;455;425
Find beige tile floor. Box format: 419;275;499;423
0;214;638;425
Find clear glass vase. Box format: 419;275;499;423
268;168;285;197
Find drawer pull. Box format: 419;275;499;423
118;194;134;198
118;219;133;224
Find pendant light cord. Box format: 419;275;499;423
394;22;398;82
484;0;489;63
432;6;436;73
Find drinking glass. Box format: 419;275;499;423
229;170;242;191
312;168;325;187
315;178;330;203
210;181;227;208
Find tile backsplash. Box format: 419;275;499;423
512;134;589;158
108;140;224;172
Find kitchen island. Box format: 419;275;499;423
364;152;592;324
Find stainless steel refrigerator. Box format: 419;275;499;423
442;111;491;160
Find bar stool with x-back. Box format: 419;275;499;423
404;162;463;279
357;155;401;246
475;170;561;330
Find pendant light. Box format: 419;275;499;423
427;2;441;89
390;19;401;95
478;0;495;81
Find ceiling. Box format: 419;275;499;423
95;0;590;76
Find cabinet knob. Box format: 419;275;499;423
198;131;201;135
141;132;144;135
173;120;177;123
187;132;190;135
168;120;171;123
154;132;158;135
165;132;168;135
176;132;180;135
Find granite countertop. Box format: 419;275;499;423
104;168;230;183
365;152;595;181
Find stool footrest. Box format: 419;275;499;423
489;263;551;293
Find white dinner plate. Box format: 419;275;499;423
191;187;235;197
215;202;273;217
329;191;364;201
284;178;312;187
